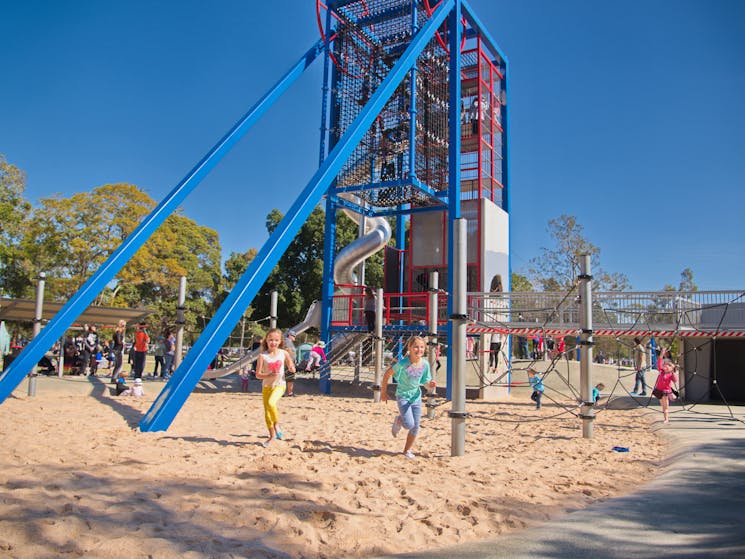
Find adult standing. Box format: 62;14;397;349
516;336;528;359
162;329;176;380
111;320;126;381
631;337;648;396
133;322;150;380
488;275;503;370
364;286;377;332
82;324;100;376
152;336;165;377
489;333;502;372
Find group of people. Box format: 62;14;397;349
254;328;434;458
525;336;679;423
122;322;176;381
242;330;329;397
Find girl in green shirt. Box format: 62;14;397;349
381;336;436;459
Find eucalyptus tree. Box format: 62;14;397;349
0;155;33;297
529;214;630;292
19;183;221;335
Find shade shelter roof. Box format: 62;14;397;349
0;298;151;329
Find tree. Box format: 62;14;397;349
133;212;222;333
529;214;630;292
510;272;533;292
0;155;33;296
17;183;221;338
674;268;697;292
219;248;262;341
20;184;153;300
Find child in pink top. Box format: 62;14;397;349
654;348;679;423
255;328;296;447
305;341;328;371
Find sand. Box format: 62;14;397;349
0;375;666;558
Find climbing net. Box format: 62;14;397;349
465;288;745;426
320;0;453;208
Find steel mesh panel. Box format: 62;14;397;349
330;0;450;209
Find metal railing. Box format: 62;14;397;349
332;289;745;335
467;291;745;334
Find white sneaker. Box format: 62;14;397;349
403;451;415;459
391;416;402;437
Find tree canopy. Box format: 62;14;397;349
1;155;701;346
528;214;631;292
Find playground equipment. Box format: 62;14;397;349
0;1;511;437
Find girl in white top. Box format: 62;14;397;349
255;328;296;447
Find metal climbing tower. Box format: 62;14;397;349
0;0;509;430
316;1;510;393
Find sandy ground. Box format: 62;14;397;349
0;375;666;558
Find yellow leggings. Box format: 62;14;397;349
262;384;285;430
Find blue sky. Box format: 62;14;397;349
1;0;744;292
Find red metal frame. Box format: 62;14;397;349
330;284;450;328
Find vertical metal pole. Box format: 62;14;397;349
451;219;467;456
446;0;462;401
356;341;362;383
578;254;594;439
318;5;332;166
358;216;367;285
373;287;384;402
427;271;439;419
57;335;64;377
270;291;278;330
175;276;186;369
428;271;439;366
173;276;186;371
28;272;46;396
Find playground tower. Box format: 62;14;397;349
317;0;510;338
0;0;509;430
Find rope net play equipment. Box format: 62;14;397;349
317;0;506;211
320;0;451;208
463;289;745;425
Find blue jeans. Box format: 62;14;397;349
531;390;543;409
633;369;647;393
397;396;422;436
163;353;175;377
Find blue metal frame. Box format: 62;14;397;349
140;0;454;431
1;0;507;434
445;0;463;400
314;0;456;372
0;40;325;405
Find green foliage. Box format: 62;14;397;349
510;273;533;292
0;155;33;296
217;248;261;340
663;268;698;292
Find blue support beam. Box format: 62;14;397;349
0;40;324;405
320;191;337;394
139;0;455;431
445;0;463;401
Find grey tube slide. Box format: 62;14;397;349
201;194;390;379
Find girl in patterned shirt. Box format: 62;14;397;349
255;328;296;447
381;336;436;459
